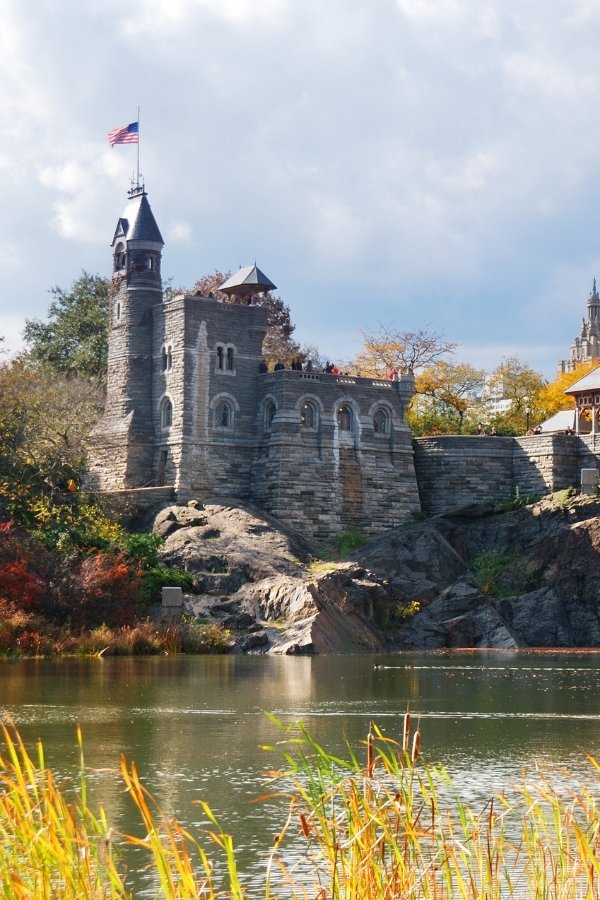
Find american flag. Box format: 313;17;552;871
108;122;139;147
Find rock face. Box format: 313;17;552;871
151;494;600;654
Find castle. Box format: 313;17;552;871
86;186;600;537
85;186;421;540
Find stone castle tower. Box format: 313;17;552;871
86;186;422;539
559;279;600;372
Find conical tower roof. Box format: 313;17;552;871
112;189;163;247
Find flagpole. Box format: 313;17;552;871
137;105;141;189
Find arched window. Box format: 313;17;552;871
215;401;233;429
146;256;154;271
226;347;235;371
373;408;390;435
264;400;276;430
160;397;173;430
114;242;126;270
301;400;318;429
337;404;352;431
216;346;224;370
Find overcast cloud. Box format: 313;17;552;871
2;0;600;376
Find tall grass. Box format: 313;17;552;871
0;715;597;897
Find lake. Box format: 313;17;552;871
1;651;599;894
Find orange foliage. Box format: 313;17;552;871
0;521;45;608
537;361;598;419
0;560;44;608
77;552;143;627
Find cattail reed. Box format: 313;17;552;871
0;716;598;898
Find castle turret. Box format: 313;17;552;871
85;185;164;490
588;277;600;330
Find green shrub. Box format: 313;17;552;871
141;565;195;601
499;486;541;512
472;549;531;597
320;530;368;560
553;486;576;508
335;530;367;555
121;531;163;568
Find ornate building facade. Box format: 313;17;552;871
559;279;600;372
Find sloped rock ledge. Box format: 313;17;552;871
152;495;600;654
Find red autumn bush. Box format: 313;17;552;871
75;552;144;627
0;521;45;608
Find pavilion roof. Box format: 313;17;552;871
564;365;600;395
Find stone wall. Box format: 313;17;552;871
414;433;597;515
251;371;420;540
575;434;600;480
413;436;514;515
512;435;579;497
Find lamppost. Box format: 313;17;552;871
525;403;532;433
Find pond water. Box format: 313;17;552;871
1;651;599;893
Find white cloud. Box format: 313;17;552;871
0;243;20;266
116;0;286;38
167;219;193;243
394;0;460;22
0;314;26;355
2;0;600;376
504;54;597;100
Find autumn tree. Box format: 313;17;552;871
414;361;486;434
537;361;597;420
350;324;457;378
485;356;546;433
24;272;109;379
184;270;300;366
0;356;104;494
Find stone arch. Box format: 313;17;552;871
210;392;240;431
295;394;324;429
368;400;394;437
214;342;238;375
159;393;174;430
261;395;278;431
161;342;173;372
334;397;360;431
114;242;126;270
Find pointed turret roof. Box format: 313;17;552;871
112;188;163;246
219;264;276;297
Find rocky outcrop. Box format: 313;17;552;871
151;494;600;654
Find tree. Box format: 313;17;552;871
415;361;486;434
537;361;597;421
0;356;104;495
24;272;109;379
350;325;457;378
184;270;300;366
485;356;546;433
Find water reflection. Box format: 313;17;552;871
1;651;599;892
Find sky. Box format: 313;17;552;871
3;0;600;379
